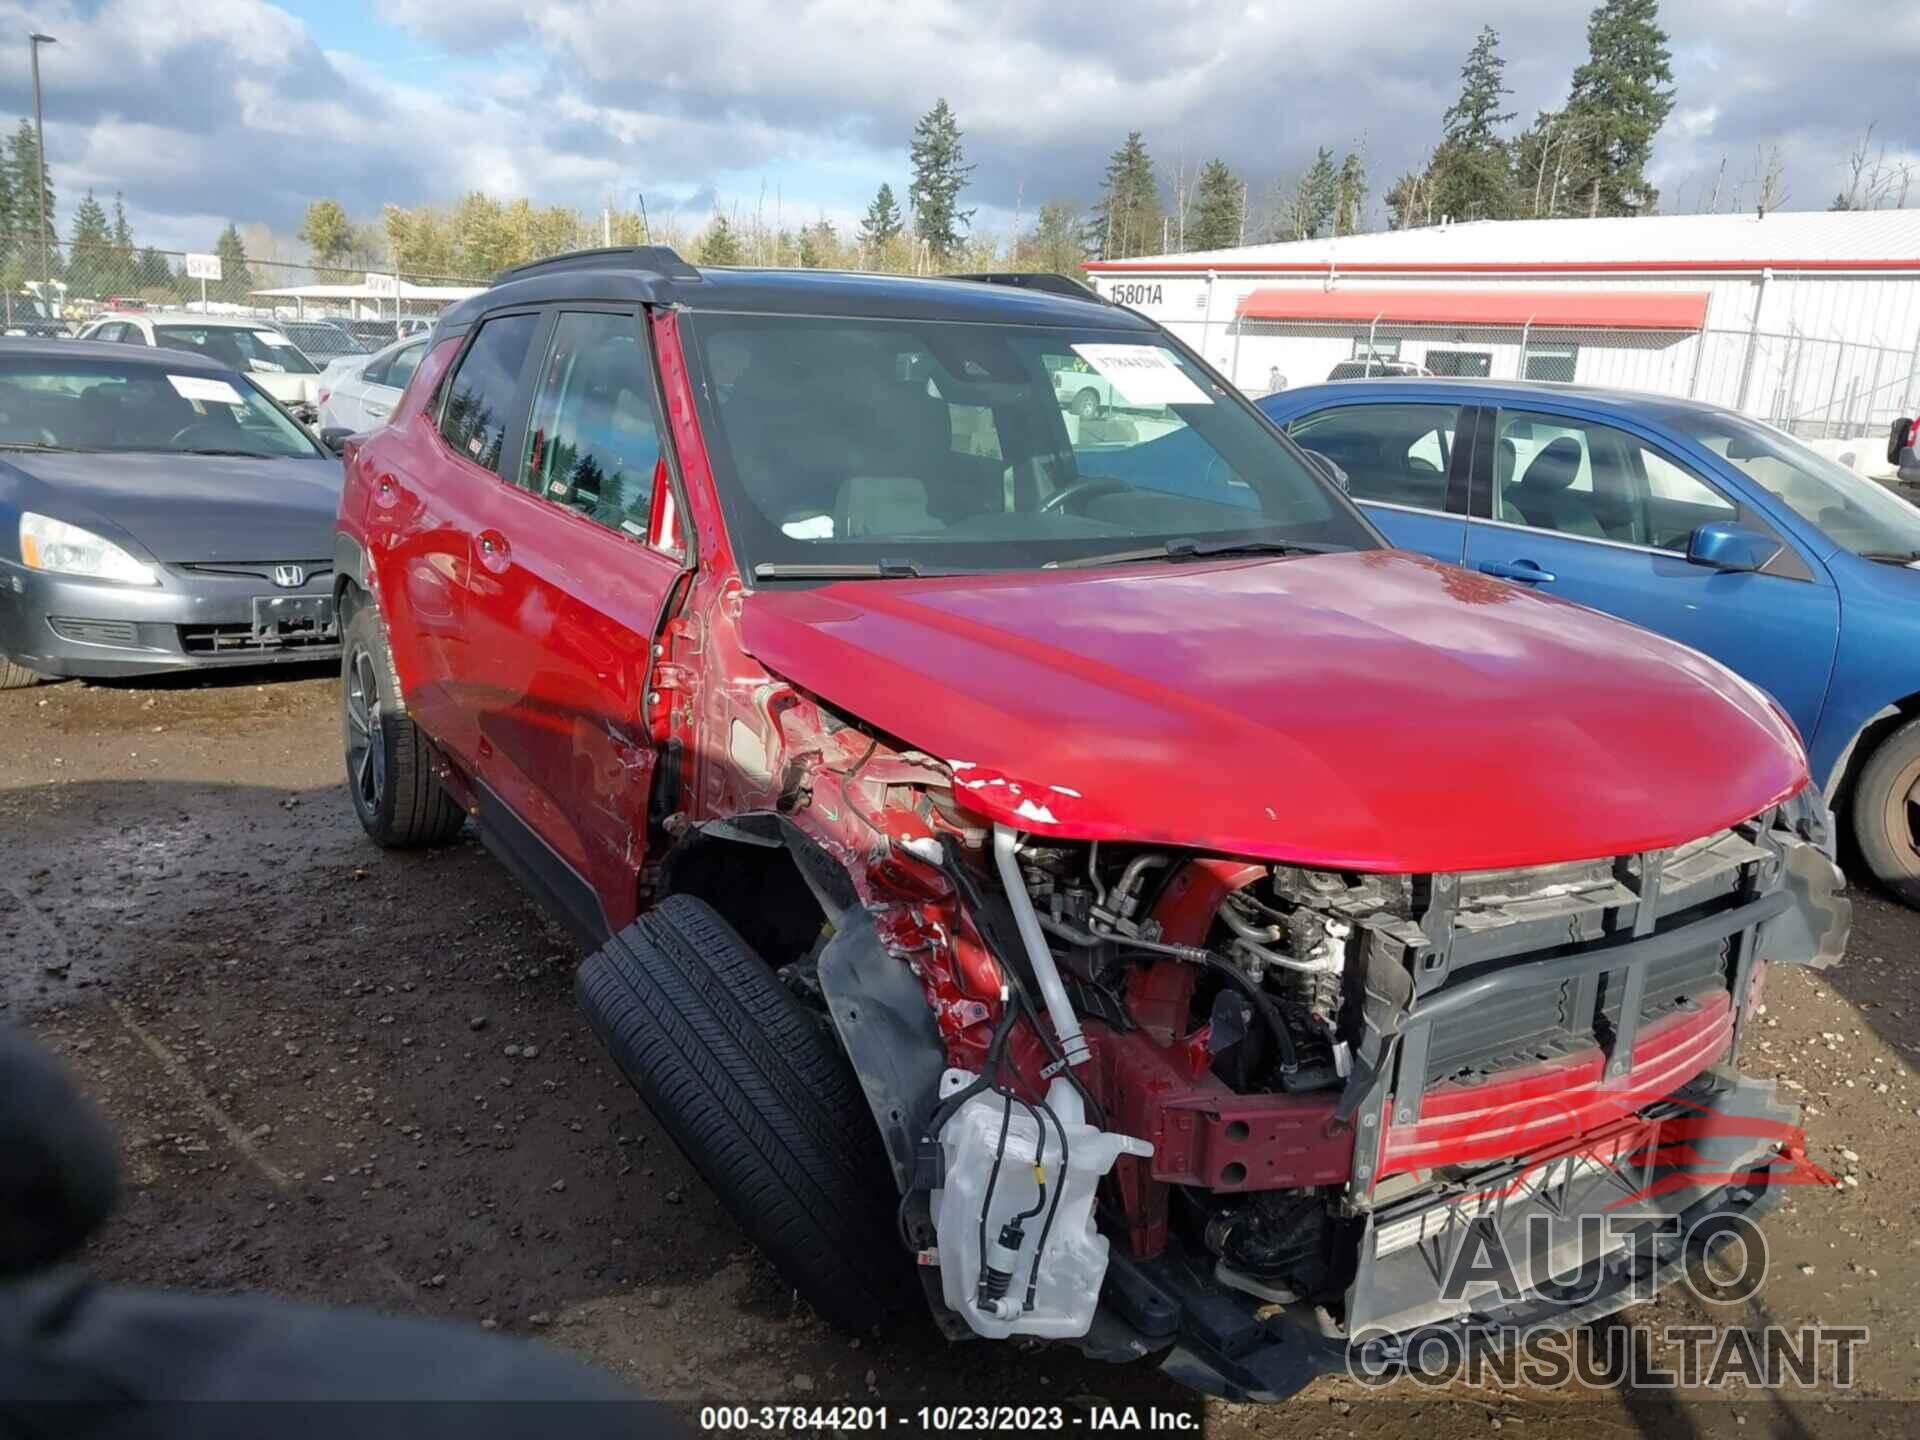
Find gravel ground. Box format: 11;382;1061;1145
3;667;1917;1437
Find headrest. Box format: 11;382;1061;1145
1519;436;1583;492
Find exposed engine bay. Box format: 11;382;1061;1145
855;787;1849;1390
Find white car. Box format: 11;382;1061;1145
317;334;428;433
75;312;325;418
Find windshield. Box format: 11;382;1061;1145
284;323;367;357
0;357;322;457
153;324;320;377
1668;409;1920;558
688;314;1375;574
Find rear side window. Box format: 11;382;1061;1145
1289;403;1461;512
367;339;425;389
437;313;538;475
520;311;662;535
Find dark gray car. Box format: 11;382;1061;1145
0;339;343;687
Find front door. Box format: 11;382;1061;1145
1463;404;1840;734
461;307;684;939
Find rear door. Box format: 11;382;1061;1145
1283;398;1474;562
386;309;545;764
1463;403;1839;731
460;306;685;940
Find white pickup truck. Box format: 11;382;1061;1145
1043;355;1120;418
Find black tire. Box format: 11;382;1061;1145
341;604;465;848
577;895;913;1331
1850;715;1920;905
1072;387;1102;419
0;656;48;690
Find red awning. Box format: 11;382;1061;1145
1234;287;1709;331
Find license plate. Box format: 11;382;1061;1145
251;593;336;643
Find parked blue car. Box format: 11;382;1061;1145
1079;377;1920;900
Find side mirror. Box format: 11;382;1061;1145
319;426;354;457
1892;417;1917;467
1303;450;1349;493
1687;520;1779;574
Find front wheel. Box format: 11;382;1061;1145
1850;716;1920;905
1072;388;1102;419
0;655;49;690
341;604;465;848
576;895;915;1332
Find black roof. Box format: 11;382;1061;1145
438;248;1148;336
0;336;232;372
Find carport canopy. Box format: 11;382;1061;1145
1233;287;1710;331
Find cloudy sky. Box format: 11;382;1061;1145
0;0;1913;260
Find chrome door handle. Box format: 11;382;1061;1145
1478;559;1556;584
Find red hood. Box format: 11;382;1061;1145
738;550;1807;872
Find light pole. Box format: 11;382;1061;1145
29;32;56;284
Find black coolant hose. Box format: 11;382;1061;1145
1202;954;1300;1076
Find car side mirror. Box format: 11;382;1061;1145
319;426;354;457
1687;521;1779;574
1303;450;1349;493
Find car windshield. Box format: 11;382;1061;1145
688;313;1375;574
284;323;366;357
1668;409;1920;559
0;356;322;457
153;324;320;376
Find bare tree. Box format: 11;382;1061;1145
1837;121;1916;210
1754;145;1790;215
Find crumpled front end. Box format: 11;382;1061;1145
888;782;1848;1400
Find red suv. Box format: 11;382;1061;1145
333;248;1848;1398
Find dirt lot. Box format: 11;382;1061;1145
4;667;1919;1437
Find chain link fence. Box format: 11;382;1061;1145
1;235;487;339
1211;317;1920;446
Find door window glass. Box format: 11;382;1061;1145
437;313;537;475
1494;409;1736;549
385;340;426;391
521;312;662;536
1289;403;1461;511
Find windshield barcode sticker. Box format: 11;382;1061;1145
1069;344;1212;407
166;374;244;406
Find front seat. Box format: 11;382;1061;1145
1509;436;1604;538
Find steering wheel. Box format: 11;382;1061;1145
1041;477;1131;514
170;422;231;448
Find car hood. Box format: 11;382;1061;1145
2;450;343;564
738;550;1807;872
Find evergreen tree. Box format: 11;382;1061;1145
907;99;974;260
1384;170;1433;230
797;217;838;268
858;183;904;247
1429;26;1515;221
698;213;743;266
66;191;112;297
8;119;56;277
1333;151;1370;235
1093;132;1162;260
212;222;252;304
1012;200;1089;273
1301;148;1338;238
1562;0;1675;216
111;193;133;251
1186;159;1243;250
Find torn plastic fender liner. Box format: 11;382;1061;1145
1757;835;1850;970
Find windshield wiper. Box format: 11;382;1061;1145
1045;537;1343;570
175;448;281;458
752;559;969;581
0;441;98;453
1860;550;1920;565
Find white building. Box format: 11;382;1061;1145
1083;210;1920;443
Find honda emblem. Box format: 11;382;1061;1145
271;564;306;589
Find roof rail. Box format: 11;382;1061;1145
492;245;701;286
948;272;1104;302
